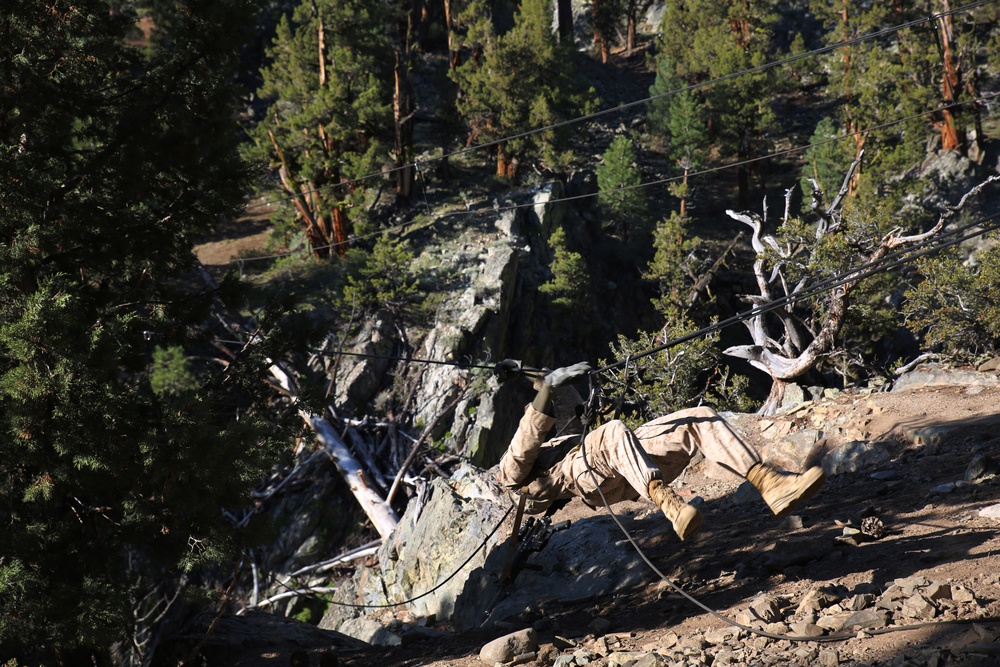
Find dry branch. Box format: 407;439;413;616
723;167;996;415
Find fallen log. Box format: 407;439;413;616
269;363;399;539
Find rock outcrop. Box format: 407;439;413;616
319;464;657;644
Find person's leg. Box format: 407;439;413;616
554;421;701;540
632;406;761;481
634;406;825;516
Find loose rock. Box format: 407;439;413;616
480;628;538;665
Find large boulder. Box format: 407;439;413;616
332;312;399;413
319;466;511;641
319;466;655;644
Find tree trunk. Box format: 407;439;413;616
496;143;516;180
557;0;574;45
331;206;349;256
737;146;749;207
444;0;459;69
317;11;326;87
936;1;962;152
626;14;636;52
679;167;688;218
268;364;399;539
760;378;788;416
270;130;331;259
394;16;415;199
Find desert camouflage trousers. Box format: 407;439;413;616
497;404;761;514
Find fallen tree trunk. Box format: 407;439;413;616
269;363;399;539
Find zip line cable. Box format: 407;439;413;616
245;503;516;612
224;178;1000;380
243;0;997;212
230;203;1000;376
225;90;999;265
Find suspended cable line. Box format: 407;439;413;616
243;0;997;212
223;193;1000;377
223;90;998;266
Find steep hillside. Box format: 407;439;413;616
157;373;1000;667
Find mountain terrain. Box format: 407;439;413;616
157;347;1000;667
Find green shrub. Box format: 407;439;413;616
904;240;1000;362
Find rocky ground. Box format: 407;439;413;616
173;360;1000;667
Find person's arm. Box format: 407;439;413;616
498;403;556;488
496;362;591;488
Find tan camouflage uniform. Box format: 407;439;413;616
497;403;761;514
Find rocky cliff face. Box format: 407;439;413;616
317;462;662;643
324;179;625;468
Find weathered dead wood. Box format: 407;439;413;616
268;363;399;539
724;165;998;415
386;393;463;504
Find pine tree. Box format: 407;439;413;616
798;116;853;207
904;239;1000;362
656;0;780;206
540;227;590;313
341;235;419;315
0;2;294;662
644;212;703;320
648;56;708;217
451;0;595;179
591;0;625;63
596;135;648;243
246;0;396;257
808;0;996;219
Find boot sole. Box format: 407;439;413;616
770;467;826;517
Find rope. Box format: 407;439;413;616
228;90;999;265
245;502;515;612
219;201;1000;376
572;381;1000;643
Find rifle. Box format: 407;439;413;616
501;515;571;583
482;513;571;626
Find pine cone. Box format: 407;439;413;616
860;515;885;540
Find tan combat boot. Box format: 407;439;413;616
648;479;703;541
746;462;826;517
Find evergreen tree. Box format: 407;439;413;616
246;0;396;257
600;322;749;427
596;135;648;243
590;0;626;63
648;57;708;217
808;0;995;220
904;241;1000;363
0;2;293;662
644;212;703;321
656;0;780;206
451;0;595;179
798;115;853;208
341;235;419;315
540;227;590;313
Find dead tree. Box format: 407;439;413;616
724;155;998;416
268;362;400;538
